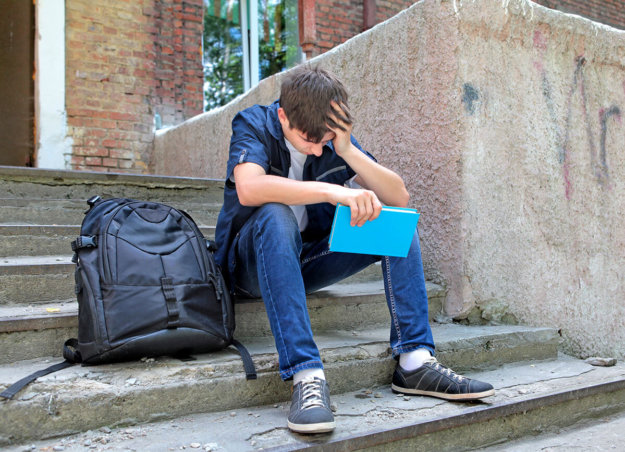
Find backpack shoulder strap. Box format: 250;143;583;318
231;339;257;380
0;361;74;400
0;339;81;400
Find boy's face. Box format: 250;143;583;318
277;108;335;157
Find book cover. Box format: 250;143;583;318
328;204;420;257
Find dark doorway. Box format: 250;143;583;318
0;0;35;166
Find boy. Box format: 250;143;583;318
214;66;494;434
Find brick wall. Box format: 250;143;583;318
532;0;625;30
314;0;363;54
65;0;204;173
62;0;624;173
305;0;625;60
375;0;415;24
302;0;414;58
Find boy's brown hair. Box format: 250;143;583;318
279;66;353;143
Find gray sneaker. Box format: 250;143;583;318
287;377;336;434
392;357;495;401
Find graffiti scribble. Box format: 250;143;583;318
533;30;548;51
596;106;621;186
462;83;480;115
559;56;591;199
538;55;619;199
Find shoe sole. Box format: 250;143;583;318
287;420;336;434
391;384;495;401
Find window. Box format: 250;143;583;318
203;0;302;110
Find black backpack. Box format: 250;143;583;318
1;196;256;400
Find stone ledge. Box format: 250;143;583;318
0;166;224;189
0;323;559;445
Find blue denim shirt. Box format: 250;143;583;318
214;101;376;281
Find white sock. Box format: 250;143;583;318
293;368;326;385
399;348;432;371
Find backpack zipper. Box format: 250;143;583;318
100;201;134;283
77;263;103;350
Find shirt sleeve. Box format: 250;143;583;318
344;174;362;189
226;111;271;182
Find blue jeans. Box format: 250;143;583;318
229;203;435;380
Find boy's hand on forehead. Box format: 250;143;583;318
328;101;352;127
326;101;354;156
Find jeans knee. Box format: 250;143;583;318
408;228;422;252
253;203;300;243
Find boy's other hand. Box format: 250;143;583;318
329;185;382;227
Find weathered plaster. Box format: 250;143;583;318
456;0;625;357
152;0;625;359
35;0;72;169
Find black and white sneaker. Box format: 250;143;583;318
287;377;336;434
391;357;495;401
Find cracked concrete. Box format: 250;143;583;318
4;356;623;451
0;324;560;445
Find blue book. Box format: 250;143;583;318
328;204;420;257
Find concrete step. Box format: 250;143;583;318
0;166;225;204
480;411;625;451
0;198;221;227
0;224;217;257
0;323;560;445
0;280;443;364
0;257;386;306
0;256;75;305
4;355;623;451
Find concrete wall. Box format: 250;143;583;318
456;1;625;359
152;0;625;359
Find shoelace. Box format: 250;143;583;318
424;358;466;383
299;378;326;410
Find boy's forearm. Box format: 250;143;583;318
327;101;409;207
236;174;334;207
340;144;410;207
236;164;383;227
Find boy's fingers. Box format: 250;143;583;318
353;200;364;226
330;107;351;125
349;202;359;226
363;200;374;223
347;190;381;226
352;194;379;227
357;199;369;226
349;201;367;227
328;101;352;126
371;201;382;221
326;117;347;132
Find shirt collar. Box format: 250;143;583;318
266;100;284;142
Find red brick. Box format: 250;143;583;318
85;157;103;166
109;149;136;159
108;111;138;121
102;158;119;167
86;166;109;173
75;147;109;157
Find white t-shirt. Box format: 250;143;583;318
284;139;361;232
284;139;309;231
232;138;362;233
